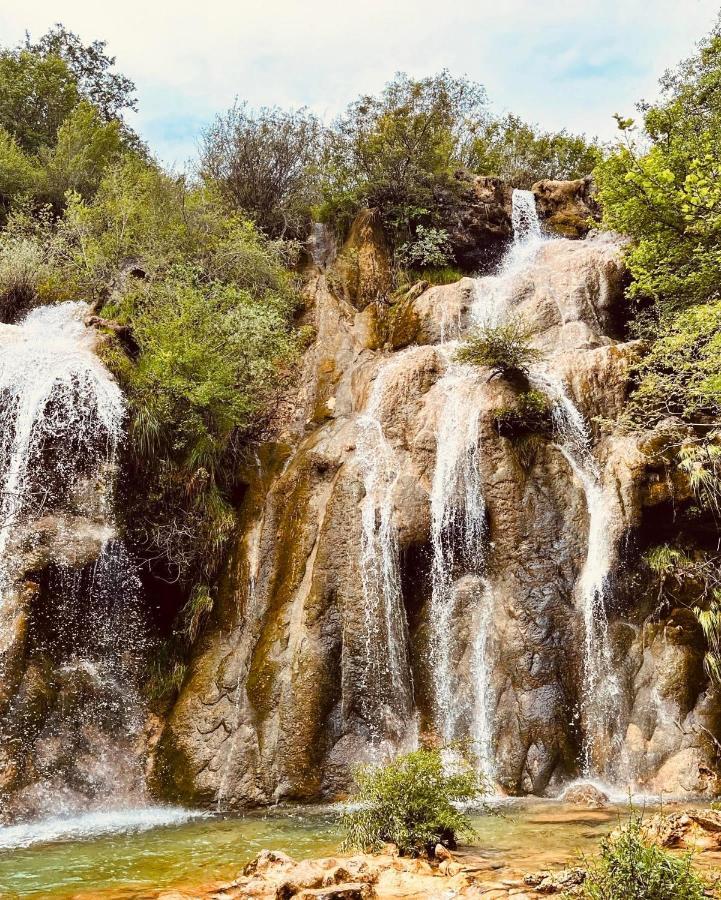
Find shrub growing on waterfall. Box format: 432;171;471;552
341;747;486;857
492;389;551;437
580;813;707;900
455;318;543;379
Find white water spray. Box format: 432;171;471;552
0;302;152;820
535;371;623;778
354;354;416;742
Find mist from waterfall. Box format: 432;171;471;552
0;302;150;823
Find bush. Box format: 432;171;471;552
492;389;551;436
322;71;487;245
580;813;706;899
53;155;301;609
201;102;322;239
455;319;543;378
341;747;486;857
397;225;452;268
468;113;601;188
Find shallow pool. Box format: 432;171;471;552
0;799;665;898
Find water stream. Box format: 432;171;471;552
0;303;159;826
353;352;417;744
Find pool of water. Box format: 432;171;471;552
0;799;674;899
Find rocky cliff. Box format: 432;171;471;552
151;184;721;806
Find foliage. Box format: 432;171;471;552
322;71;487;243
626;302;721;426
580;812;706;899
341;747;486;857
455;318;543;378
0;48;79;153
492;389;551;436
201;102;322;239
397;225;452;268
0;128;37;217
143;645;188;703
63;158;300;596
25;23;137;121
38;101;126;206
694;595;721;689
468;113;601;188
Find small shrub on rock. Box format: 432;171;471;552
455;318;543;379
580;813;707;900
341;747;486;857
492;389;551;437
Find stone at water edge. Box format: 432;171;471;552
434;842;453;861
617;808;721;852
560;783;609;809
523;867;587;893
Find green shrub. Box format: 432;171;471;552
341;747;486;857
397;225;452;268
580;813;706;899
492;389;551;436
455;319;543;378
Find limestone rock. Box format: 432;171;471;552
532;177;600;238
560;783;609;809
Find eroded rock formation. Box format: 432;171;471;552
152;183;721;807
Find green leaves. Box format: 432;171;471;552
581;812;707;899
341;747;487;856
455;318;544;379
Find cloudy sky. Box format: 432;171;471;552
2;1;720;167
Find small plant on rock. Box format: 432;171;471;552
580;812;707;900
492;389;551;437
341;746;486;857
455;318;543;379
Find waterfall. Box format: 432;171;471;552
423;190;547;776
536;371;623;780
427;372;486;746
471;188;548;327
0;302;124;611
354;353;415;743
0;302;149;820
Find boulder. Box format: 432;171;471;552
560;783;609;809
531;176;599;238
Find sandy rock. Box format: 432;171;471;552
635;808;721;851
523;867;586;893
532;177;599;238
560;783;609;809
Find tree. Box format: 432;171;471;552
201;103;322;239
322;71;488;242
0;49;79;153
39;101;125;206
25;24;136;120
468;113;601;188
0;128;37;217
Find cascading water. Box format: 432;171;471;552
354;353;416;744
427;373;486;743
423;189;550;778
0;302;153;825
534;371;623;780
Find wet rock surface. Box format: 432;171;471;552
152;190;721;808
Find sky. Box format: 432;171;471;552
2;0;720;168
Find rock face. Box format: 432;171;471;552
532;176;600;238
152;189;721;808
